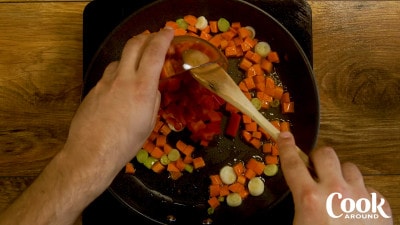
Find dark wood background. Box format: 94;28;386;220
0;1;399;224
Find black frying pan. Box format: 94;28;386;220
83;0;319;224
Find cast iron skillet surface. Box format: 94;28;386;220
83;0;319;224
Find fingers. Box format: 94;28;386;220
341;162;365;188
278;132;315;193
310;146;344;184
118;28;174;83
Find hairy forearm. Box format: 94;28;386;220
0;144;116;225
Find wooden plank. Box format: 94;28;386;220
308;1;400;175
0;2;87;176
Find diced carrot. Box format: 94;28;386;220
233;162;245;176
238;189;250;199
253;75;266;92
187;25;197;33
209;184;221;197
210;174;223;185
238;27;251;39
271;145;279;156
200;31;212;40
147;131;158;142
221;30;237;41
175;158;186;171
233;37;243;47
165;21;179;29
219;185;230;197
270;120;281;130
183;155;193;164
193;157;206;169
243;77;256;90
242;114;252;124
170;171;183;180
263;143;273;154
265;155;279;165
163;143;173;154
244;168;256;179
143;140;155;153
246;158;266;175
225;46;238;57
274;86;284;100
236;175;247;185
181;144;195;156
203;25;211;34
245;122;257;132
231;22;241;29
239;81;249;92
174;28;187;36
220;39;229;50
267;51;280;63
261;59;273;73
282;102;295;114
249;138;262;149
229;182;245;193
167;163;180;172
246;66;257;77
243;37;257;48
183;15;197;26
151;161;166;173
252;131;262;139
209;21;218;33
258;127;272;140
260;99;270;109
249;52;262;64
281;92;291;103
125;162;136;174
153;119;164;133
150;147;164;159
156;135;167;147
239;58;253;71
241;130;252;142
280;121;291;132
176;140;187;152
208;196;221;209
160;124;172;136
265;76;275;89
209;34;223;48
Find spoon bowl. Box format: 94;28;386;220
161;35;228;79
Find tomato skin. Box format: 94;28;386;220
225;113;241;137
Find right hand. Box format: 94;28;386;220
277;132;393;225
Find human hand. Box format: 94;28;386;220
277;132;393;225
64;28;174;179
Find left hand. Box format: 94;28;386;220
64;28;174;178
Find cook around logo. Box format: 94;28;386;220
326;192;391;219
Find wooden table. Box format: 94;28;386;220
0;0;399;224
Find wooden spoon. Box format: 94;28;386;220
183;49;311;168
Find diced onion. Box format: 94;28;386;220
226;193;242;207
254;41;271;58
196;16;208;30
248;177;265;196
219;165;237;185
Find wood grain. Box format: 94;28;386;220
0;0;398;224
0;2;86;176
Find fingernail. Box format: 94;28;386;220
279;131;293;139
